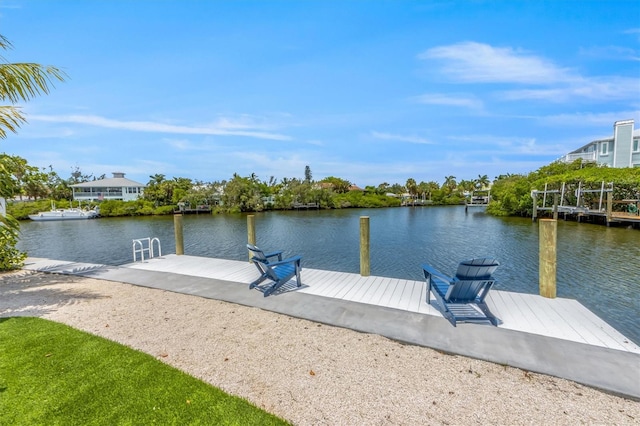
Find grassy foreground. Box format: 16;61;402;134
0;317;289;425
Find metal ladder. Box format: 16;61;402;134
132;237;162;262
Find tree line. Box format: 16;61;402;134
5;152;639;219
2;155;499;217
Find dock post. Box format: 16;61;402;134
247;214;256;260
539;219;557;298
360;216;370;276
606;191;613;226
553;194;559;220
174;213;184;255
532;192;538;222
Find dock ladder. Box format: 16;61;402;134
132;237;162;262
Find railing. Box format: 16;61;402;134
132;237;162;262
560;152;596;163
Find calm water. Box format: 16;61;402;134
17;206;640;344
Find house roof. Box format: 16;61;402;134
569;128;640;154
71;173;146;188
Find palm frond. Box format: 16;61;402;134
0;63;67;103
0;213;20;235
0;105;26;139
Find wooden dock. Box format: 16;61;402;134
22;255;640;399
121;254;637;351
292;202;319;210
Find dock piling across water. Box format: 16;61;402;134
539;219;557;298
360;216;370;276
247;215;256;261
174;214;184;255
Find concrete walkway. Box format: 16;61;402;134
22;256;640;400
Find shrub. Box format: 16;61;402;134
0;216;26;270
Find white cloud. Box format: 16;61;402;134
370;131;433;145
419;41;640;103
29;114;292;141
500;76;640;102
448;134;567;156
418;41;572;84
537;111;640;127
579;45;640;61
413;93;483;109
162;138;221;151
624;28;640;42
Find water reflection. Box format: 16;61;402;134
17;206;639;344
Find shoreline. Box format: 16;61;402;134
1;270;638;424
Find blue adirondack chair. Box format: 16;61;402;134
247;244;302;297
422;258;500;326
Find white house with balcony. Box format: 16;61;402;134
71;172;146;202
560;120;640;168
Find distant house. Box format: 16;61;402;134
560;120;640;168
71;172;146;202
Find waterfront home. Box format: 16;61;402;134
560;119;640;168
71;172;146;202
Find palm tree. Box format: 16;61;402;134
148;174;166;186
476;174;490;189
0;35;66;138
443;176;457;193
0;34;65;269
458;179;475;193
405;178;418;203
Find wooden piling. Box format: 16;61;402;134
247;215;256;260
532;192;538;222
539;219;557;298
360;216;370;276
606;191;613;226
174;213;184;255
552;194;559;220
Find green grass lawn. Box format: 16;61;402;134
0;317;290;425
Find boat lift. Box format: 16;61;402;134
464;190;491;212
531;181;614;222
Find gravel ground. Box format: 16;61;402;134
1;270;639;425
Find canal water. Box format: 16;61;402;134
16;206;640;344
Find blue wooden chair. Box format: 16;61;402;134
422;258;500;326
247;244;283;263
247;244;302;297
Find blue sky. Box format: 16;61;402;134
1;0;639;187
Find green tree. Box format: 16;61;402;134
318;176;351;194
475;174;490;189
417;180;438;202
170;177;193;204
458;179;475;193
144;174;167;205
46;166;71;200
222;173;263;212
443;175;457;193
405;178;417;201
389;183;404;194
0;34;66;269
304;165;312;184
377;182;390;194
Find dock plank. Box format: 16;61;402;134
334;275;369;300
351;277;384;304
25;255;638;355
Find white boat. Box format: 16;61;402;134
29;204;100;221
